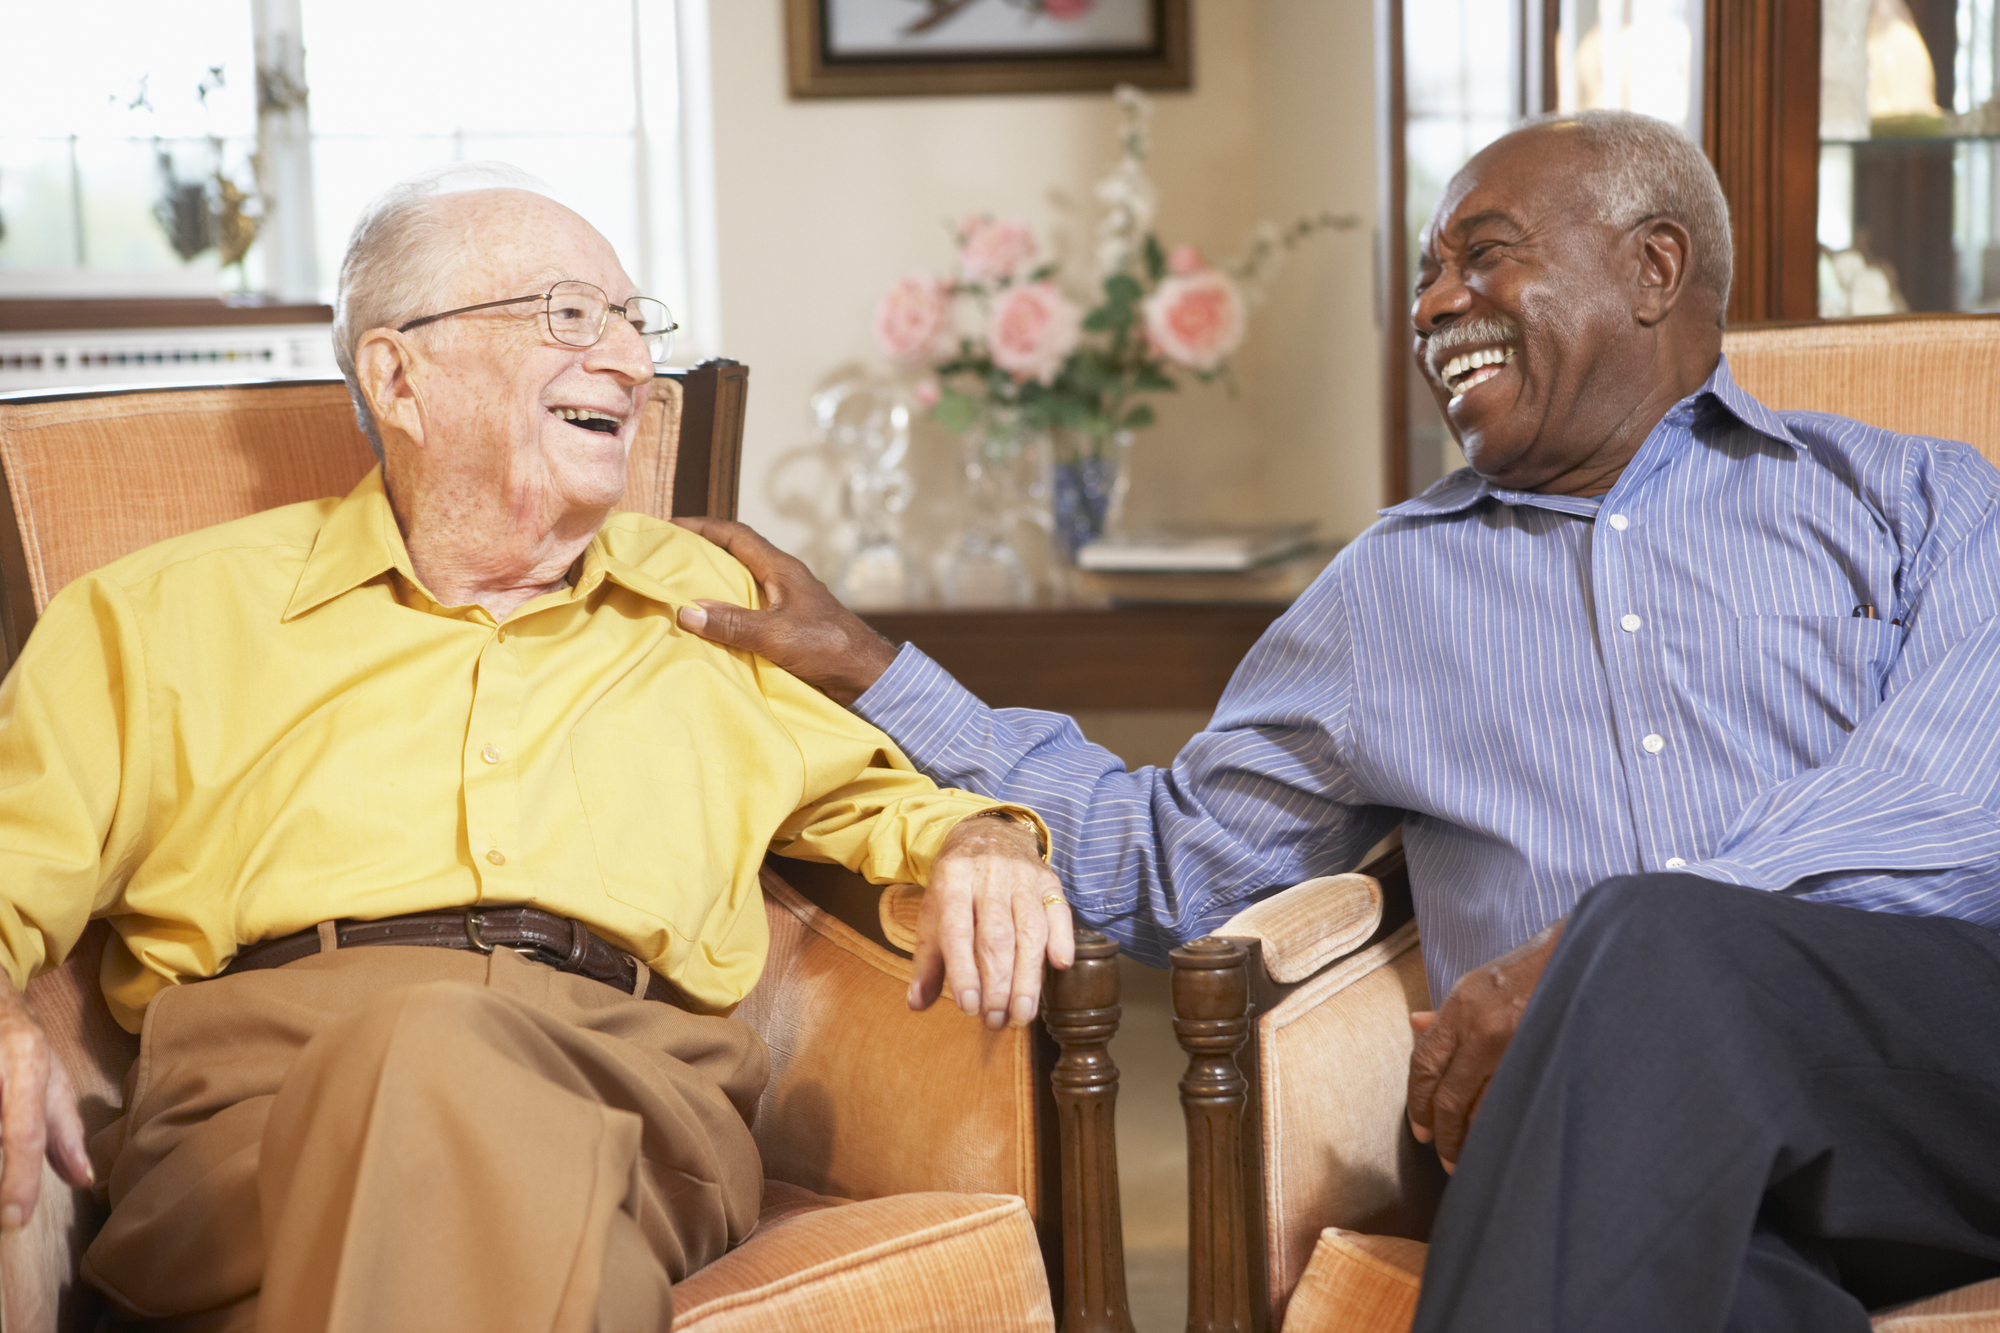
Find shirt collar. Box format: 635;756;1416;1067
1377;352;1807;521
285;468;681;621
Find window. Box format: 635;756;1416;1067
0;0;715;356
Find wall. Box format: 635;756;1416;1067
704;0;1381;583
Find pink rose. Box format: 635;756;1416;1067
1142;270;1247;372
875;273;952;362
1042;0;1095;17
1167;243;1204;274
987;281;1082;385
914;377;941;408
958;218;1037;285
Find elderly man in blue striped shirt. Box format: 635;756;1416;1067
680;110;2000;1329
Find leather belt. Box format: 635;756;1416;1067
220;906;676;1004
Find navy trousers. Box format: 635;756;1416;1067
1411;875;2000;1333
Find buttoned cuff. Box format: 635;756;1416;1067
852;644;987;776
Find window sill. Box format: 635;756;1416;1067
0;298;333;333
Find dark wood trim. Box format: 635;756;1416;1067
0;298;332;333
784;0;1192;98
861;603;1286;712
1044;931;1137;1333
1703;0;1822;323
1173;936;1256;1333
1377;0;1411;506
669;359;748;521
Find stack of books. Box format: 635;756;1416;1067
1072;523;1336;603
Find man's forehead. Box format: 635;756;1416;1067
431;191;633;296
1423;133;1589;251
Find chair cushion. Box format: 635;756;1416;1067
1281;1229;1424;1333
1278;1232;2000;1333
672;1181;1053;1332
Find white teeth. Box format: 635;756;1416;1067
1440;346;1514;393
554;407;620;424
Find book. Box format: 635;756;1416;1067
1075;521;1319;573
1072;546;1338;604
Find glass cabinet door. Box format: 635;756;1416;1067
1819;0;2000;314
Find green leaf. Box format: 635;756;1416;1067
1103;273;1144;305
933;391;980;434
1143;234;1166;283
1133;366;1178;392
1082;308;1117;332
1121;403;1156;430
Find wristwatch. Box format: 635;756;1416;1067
975;807;1049;858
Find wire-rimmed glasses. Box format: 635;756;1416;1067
397;280;677;365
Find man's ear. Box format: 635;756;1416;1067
355;330;429;453
1633;218;1693;328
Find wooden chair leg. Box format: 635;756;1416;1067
1172;937;1255;1333
1045;930;1137;1333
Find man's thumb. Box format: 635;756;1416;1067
678;600;757;647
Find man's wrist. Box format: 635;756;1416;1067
971;807;1049;858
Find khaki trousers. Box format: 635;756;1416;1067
80;945;768;1333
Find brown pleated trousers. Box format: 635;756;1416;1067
80;945;768;1333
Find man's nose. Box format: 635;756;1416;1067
1412;270;1472;338
587;316;656;386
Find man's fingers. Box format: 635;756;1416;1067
930;883;982;1022
975;895;1018;1031
677;599;766;650
0;1030;50;1228
43;1063;90;1189
907;931;946;1012
1409;1009;1436;1032
1006;888;1050;1027
1044;893;1075;972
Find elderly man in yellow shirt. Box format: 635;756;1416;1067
0;176;1071;1333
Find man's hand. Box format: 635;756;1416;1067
1406;917;1566;1172
672;518;897;707
911;813;1075;1030
0;983;92;1229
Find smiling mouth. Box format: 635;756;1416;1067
1440;346;1515;401
552;407;623;435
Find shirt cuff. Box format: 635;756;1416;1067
852;644;988;776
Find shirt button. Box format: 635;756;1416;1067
1620;613;1643;633
481;745;501;764
1609;513;1630;530
1641;733;1666;754
1665;856;1688;870
486;850;507;866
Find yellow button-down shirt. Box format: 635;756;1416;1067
0;468;1028;1030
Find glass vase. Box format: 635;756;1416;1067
1048;429;1133;568
942;425;1037;607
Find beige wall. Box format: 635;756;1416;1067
704;0;1381;582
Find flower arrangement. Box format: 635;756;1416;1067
873;85;1356;557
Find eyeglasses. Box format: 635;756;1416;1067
397;280;678;364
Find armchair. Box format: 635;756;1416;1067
0;368;1134;1333
1171;314;2000;1333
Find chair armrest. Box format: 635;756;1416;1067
1214;874;1382;983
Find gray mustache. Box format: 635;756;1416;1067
1425;315;1520;378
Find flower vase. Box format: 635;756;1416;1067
942;428;1036;607
1049;430;1133;569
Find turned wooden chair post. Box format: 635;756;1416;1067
1044;929;1136;1333
1173;936;1256;1333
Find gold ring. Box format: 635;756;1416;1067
1041;892;1065;908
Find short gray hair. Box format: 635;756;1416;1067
332;163;550;459
1515;109;1733;322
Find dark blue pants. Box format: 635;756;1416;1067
1411;876;2000;1333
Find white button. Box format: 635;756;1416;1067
1664;856;1688;870
481;745;501;764
1641;733;1666;754
486;850;506;866
1620;613;1643;633
1609;513;1630;530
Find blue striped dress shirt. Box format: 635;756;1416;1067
854;356;2000;998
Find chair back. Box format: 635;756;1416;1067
0;361;746;668
1722;314;2000;465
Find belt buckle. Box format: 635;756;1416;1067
463;907;544;963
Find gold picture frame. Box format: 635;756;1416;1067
785;0;1192;98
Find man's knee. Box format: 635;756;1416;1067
1555;874;1794;1006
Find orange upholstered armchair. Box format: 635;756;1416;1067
0;367;1135;1333
1170;314;2000;1333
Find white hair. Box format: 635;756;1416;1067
1515;109;1733;323
332;162;551;458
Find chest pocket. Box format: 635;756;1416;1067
1731;615;1899;774
570;724;736;930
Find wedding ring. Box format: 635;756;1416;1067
1041;892;1065;908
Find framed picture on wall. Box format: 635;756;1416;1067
785;0;1191;98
